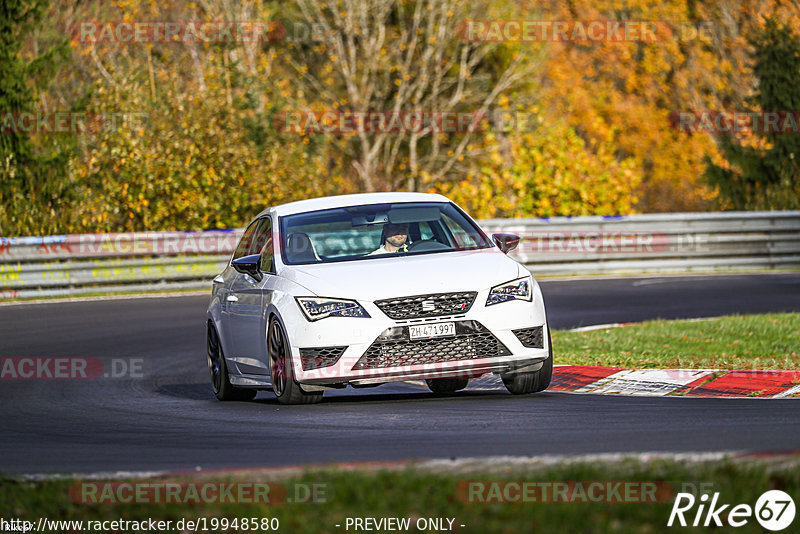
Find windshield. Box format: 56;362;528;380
279;202;492;265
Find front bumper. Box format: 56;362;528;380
284;285;550;386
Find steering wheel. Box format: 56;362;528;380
407;239;451;252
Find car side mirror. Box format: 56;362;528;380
492;233;520;254
231;254;263;282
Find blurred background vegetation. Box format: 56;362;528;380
1;0;799;236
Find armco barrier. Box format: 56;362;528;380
481;210;800;276
0;231;243;299
1;211;798;299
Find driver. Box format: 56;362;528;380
369;223;410;255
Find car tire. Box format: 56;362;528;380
426;378;469;394
268;318;323;405
502;327;553;395
207;323;257;401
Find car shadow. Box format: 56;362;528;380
156;381;556;405
252;388;523;405
157;382;218;400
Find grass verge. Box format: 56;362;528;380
2;456;799;533
552;313;800;370
0;288;207;305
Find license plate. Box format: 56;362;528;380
409;322;455;340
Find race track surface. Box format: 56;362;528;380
1;273;799;474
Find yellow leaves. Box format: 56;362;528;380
433;110;641;219
30;0;784;236
532;0;775;211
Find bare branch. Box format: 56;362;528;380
290;0;538;191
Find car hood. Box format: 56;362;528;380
281;249;524;301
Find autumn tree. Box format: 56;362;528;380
434;104;640;218
528;0;793;212
0;0;71;235
705;17;800;209
60;0;346;232
8;0;800;237
286;0;539;192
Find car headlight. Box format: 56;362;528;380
295;297;371;321
486;276;532;306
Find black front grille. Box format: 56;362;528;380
512;326;544;348
375;292;477;320
352;321;510;370
299;346;347;370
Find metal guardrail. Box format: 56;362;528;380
482;210;800;276
0;231;242;299
1;211;799;299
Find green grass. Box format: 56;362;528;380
552;313;800;370
3;456;799;533
0;287;207;304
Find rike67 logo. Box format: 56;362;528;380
668;490;796;531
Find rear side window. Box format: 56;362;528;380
233;220;259;260
249;217;272;255
250;217;275;273
418;221;435;240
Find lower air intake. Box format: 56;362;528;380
352;321;510;370
512;326;544;348
299;346;347;370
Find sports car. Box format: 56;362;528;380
206;192;552;404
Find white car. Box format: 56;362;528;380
206;192;552;404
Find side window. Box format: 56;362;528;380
442;213;479;248
233;220;259;260
418;221;435;240
249;217;271;255
251;217;275;273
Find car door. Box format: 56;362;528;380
225;216;274;375
221;219;259;362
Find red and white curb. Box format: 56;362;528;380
462;366;800;398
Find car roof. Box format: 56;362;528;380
255;192;451;218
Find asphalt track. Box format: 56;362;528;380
1;273;799;475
